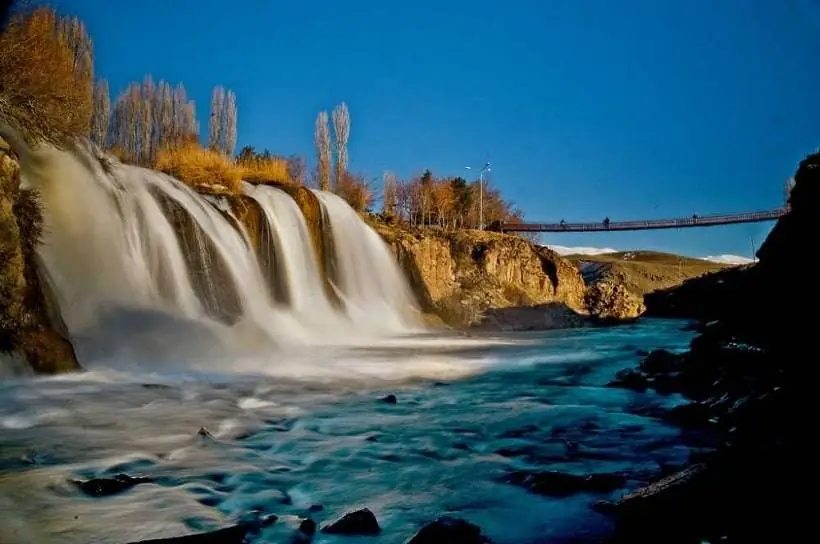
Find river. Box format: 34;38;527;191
0;319;700;544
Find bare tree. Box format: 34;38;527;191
137;75;153;164
208;86;224;151
331;102;350;190
382;170;398;217
314;111;331;191
223;89;237;158
107;77;199;163
90;78;110;147
286;154;307;185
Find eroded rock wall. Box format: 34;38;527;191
371;222;587;328
0;146;79;374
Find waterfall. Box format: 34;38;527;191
9;140;422;370
313;191;422;333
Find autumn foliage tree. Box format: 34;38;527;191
388;171;521;229
0;6;94;140
336;171;372;212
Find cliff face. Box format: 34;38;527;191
603;154;814;542
371;221;587;329
0;146;79;374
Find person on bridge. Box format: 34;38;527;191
603;217;610;229
560;219;566;229
692;213;699;223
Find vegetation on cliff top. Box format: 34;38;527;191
0;3;525;226
0;6;93;142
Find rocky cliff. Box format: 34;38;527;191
601;154;813;542
0;142;79;374
370;221;587;329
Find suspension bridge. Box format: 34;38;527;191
490;207;788;233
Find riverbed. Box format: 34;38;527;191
0;319;700;543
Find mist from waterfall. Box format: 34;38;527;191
12;142;427;373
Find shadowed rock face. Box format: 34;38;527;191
371;222;587;328
1;148;78;374
603;152;816;543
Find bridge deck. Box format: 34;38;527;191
499;208;788;233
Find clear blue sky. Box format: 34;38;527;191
51;0;820;258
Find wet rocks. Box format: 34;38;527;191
504;470;625;498
321;508;381;535
604;464;718;543
608;367;649;391
298;518;317;536
381;393;397;404
408;517;494;544
72;473;154;497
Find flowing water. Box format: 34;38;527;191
0;139;704;542
0;320;701;544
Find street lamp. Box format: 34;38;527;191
465;162;491;230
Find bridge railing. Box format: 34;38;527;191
498;207;788;232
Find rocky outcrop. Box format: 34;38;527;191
371;222;587;328
0;145;79;374
583;279;645;322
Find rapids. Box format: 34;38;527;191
0;320;702;543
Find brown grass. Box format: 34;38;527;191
154;143;293;193
239;156;289;185
0;7;93;142
154;142;242;193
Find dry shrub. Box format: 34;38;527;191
336;171;372;212
0;6;93;141
154;142;242;193
239;156;289;185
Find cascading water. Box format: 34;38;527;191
243;183;336;320
313;191;423;333
7;137;424;372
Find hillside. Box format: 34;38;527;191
565;250;735;296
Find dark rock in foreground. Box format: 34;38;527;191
321;508;381;535
72;474;154;497
128;524;248;543
408;517;494;544
505;470;625;498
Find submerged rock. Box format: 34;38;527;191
321;508;381;535
408;517;493;544
381;393;398;404
72;473;154;497
505;470;626;498
298;518;316;536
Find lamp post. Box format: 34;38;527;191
465;162;491;230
